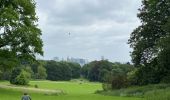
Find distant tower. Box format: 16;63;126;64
101;56;105;60
67;56;70;62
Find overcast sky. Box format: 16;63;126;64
35;0;141;62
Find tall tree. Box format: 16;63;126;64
128;0;170;66
128;0;170;84
0;0;43;68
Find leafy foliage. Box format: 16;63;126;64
36;65;47;79
10;67;30;85
128;0;170;85
82;60;114;82
45;60;81;81
0;0;43;70
15;70;30;85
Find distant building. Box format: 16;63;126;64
53;56;88;66
67;57;88;66
53;57;60;61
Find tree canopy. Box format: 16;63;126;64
128;0;170;85
0;0;43;69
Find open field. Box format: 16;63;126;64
0;80;142;100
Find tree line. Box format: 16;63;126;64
0;59;134;88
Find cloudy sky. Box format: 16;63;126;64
35;0;141;62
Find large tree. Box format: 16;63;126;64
0;0;43;69
128;0;170;84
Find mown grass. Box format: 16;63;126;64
0;80;142;100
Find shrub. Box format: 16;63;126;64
15;70;30;85
10;67;31;85
111;75;129;89
10;67;22;84
102;83;112;91
127;69;138;85
161;74;170;83
34;84;39;88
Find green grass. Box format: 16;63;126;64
98;83;170;100
145;88;170;100
0;80;142;100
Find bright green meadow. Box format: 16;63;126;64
0;80;142;100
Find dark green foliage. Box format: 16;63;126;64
10;67;22;84
104;64;133;89
0;0;43;71
0;71;11;80
45;61;80;81
69;62;81;79
10;67;30;85
82;60;113;82
82;60;134;89
128;0;170;85
58;61;72;81
45;61;62;81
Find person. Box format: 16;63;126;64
21;93;31;100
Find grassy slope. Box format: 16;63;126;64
0;81;142;100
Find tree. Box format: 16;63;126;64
69;62;81;79
0;0;43;69
82;60;116;82
128;0;170;85
58;61;72;81
158;18;170;83
24;66;34;79
45;61;62;81
36;65;47;79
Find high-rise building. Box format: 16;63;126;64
67;57;88;66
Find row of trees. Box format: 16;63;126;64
45;61;81;81
81;60;134;89
0;59;133;88
0;60;82;85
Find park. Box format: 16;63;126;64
0;0;170;100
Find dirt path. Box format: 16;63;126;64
0;84;62;94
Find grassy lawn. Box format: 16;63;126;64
0;80;142;100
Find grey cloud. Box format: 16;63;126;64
35;0;141;62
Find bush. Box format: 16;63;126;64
111;75;129;89
15;70;30;85
102;83;112;91
34;84;39;88
127;69;138;85
161;74;170;83
10;67;31;85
